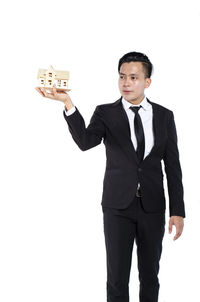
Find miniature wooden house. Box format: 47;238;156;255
37;65;71;91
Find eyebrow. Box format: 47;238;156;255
119;72;139;76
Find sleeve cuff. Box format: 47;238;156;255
64;106;76;116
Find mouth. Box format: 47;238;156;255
123;91;132;93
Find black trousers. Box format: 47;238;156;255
102;194;165;302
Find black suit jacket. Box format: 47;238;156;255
63;97;186;218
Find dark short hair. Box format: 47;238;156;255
118;51;153;78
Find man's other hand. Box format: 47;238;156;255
169;216;184;241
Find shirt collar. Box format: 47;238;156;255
121;95;151;111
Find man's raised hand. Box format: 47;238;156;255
35;84;74;110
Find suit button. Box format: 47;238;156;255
138;168;142;172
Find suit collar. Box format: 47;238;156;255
113;95;154;107
121;96;151;111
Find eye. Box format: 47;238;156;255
131;77;137;80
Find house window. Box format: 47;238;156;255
63;81;67;86
48;80;52;85
57;80;61;87
49;73;52;77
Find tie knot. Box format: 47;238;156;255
129;105;142;114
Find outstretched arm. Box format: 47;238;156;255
63;105;105;151
35;84;105;151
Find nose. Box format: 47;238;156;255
123;77;131;86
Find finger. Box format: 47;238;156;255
35;87;45;97
47;87;54;94
168;221;173;234
42;88;55;99
173;224;182;240
173;231;182;241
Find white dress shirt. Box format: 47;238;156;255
64;96;154;189
121;96;154;160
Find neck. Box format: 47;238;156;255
125;95;145;105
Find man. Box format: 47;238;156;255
35;51;186;302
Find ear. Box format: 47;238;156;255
145;78;152;88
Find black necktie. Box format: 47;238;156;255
129;105;145;163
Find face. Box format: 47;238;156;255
118;61;151;105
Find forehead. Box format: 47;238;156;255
119;61;144;75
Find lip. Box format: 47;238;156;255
123;91;132;93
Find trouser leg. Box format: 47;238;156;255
102;201;137;302
136;199;165;302
102;196;165;302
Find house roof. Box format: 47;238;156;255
37;66;70;80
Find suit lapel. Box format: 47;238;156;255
112;96;159;164
112;97;139;163
143;97;157;162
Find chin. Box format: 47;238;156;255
123;94;134;101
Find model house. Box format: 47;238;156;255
37;65;70;90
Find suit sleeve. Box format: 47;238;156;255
163;111;186;218
63;105;105;151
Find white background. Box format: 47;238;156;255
0;0;200;301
